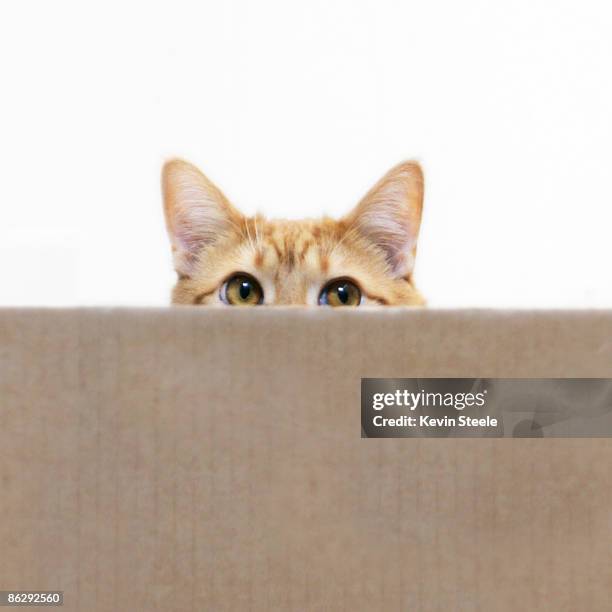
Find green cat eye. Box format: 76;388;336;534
319;278;361;307
222;274;263;306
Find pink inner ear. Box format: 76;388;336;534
349;162;423;277
173;205;210;254
170;203;232;276
388;244;414;277
356;202;418;277
164;163;242;277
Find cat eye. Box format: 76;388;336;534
319;278;362;307
221;274;264;306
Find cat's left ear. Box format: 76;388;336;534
343;161;424;277
162;159;243;277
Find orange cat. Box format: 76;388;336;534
162;159;425;306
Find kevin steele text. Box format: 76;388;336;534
372;415;498;428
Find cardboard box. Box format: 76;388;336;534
1;308;611;611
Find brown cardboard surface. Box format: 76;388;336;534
1;308;611;611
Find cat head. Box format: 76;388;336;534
162;159;425;306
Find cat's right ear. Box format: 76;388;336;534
162;159;242;277
342;161;424;278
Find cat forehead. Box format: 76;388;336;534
259;217;342;241
245;218;341;263
246;221;329;273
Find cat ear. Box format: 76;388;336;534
344;161;424;277
162;159;242;277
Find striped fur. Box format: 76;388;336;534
163;159;425;306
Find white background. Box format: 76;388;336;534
1;0;611;307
